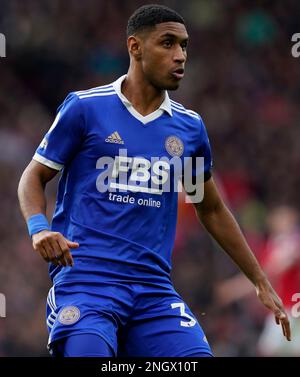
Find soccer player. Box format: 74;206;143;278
17;4;291;357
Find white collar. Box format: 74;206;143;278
112;75;172;124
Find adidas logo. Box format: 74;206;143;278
105;131;124;145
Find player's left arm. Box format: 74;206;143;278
193;176;291;341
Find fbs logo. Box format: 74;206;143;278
96;149;205;203
105;131;124;145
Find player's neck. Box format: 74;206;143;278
122;69;166;116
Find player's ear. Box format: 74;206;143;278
127;35;142;61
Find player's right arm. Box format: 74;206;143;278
18;160;78;267
18;93;84;267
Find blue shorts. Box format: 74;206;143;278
46;282;213;357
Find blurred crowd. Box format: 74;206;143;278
0;0;299;356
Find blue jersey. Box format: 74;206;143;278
34;75;213;287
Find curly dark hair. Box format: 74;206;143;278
127;4;185;37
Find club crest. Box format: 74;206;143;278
165;136;184;157
58;306;80;325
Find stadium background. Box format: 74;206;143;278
0;0;300;356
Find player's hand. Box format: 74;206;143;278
255;279;291;341
32;230;79;267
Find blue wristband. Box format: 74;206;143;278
27;214;50;237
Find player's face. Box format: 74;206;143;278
141;22;188;90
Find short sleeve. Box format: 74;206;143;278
192;117;213;182
33;93;85;170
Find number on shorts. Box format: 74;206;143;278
171;302;196;327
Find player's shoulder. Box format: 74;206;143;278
57;83;118;117
170;99;202;122
73;83;117;100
